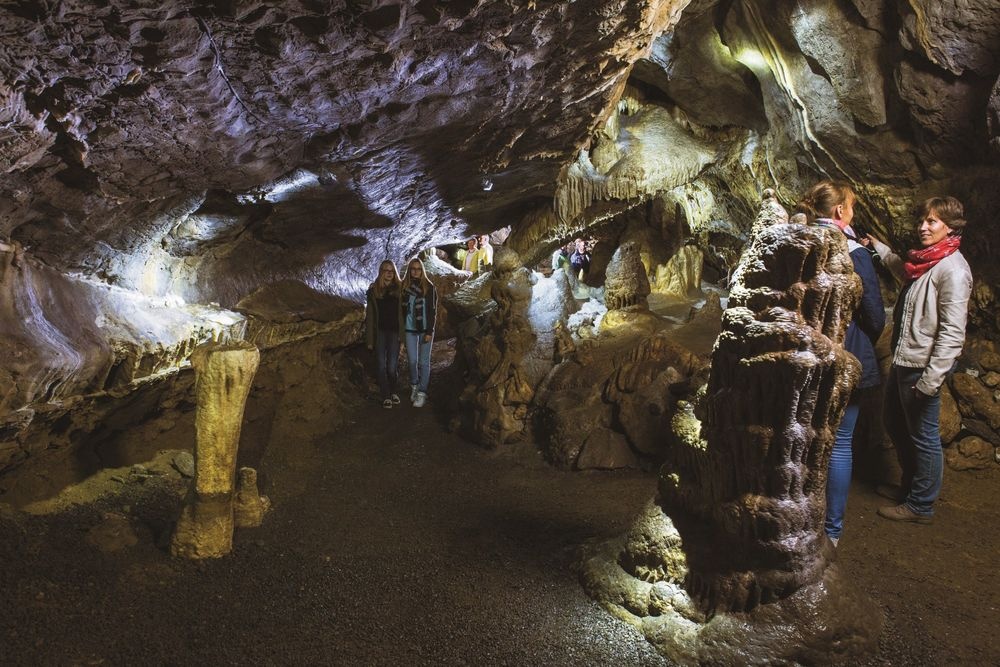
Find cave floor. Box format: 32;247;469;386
1;364;998;665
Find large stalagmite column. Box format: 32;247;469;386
171;341;260;559
579;193;882;664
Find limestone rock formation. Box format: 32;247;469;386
600;240;664;334
453;248;539;448
604;241;651;312
946;436;997;471
951;372;1000;431
233;466;270;529
651;245;703;301
664;220;861;614
3;0;1000;493
171;341;260;559
535;326;707;469
581;201;881;662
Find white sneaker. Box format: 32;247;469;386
413;391;427;408
390;393;400;405
381;398;392;409
410;384;419;402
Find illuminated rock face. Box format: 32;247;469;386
651;245;702;300
580;197;880;664
0;0;687;304
454;248;538;448
171;341;260;559
603;241;650;311
661;219;861;614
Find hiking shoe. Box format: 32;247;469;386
382;399;392;409
410;384;419;402
390;393;400;405
413;391;427;408
877;504;932;524
876;484;905;502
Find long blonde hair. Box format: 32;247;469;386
401;257;434;293
372;260;401;298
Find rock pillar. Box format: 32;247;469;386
661;221;860;614
171;341;260;559
579;194;882;663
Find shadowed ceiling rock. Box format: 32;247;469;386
789;0;887;127
898;0;1000;76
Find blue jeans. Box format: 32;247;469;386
825;402;860;540
375;329;399;399
883;365;942;516
404;331;433;393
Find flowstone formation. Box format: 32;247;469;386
453;247;538;448
535;313;708;470
581;204;882;662
171;340;260;559
666;221;861;613
603;241;651;311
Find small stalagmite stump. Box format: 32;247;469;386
171;341;260;559
234;466;271;528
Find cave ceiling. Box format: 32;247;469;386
2;0;999;304
0;0;688;304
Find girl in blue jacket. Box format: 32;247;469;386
797;180;886;546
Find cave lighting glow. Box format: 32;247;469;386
734;48;768;71
262;170;321;203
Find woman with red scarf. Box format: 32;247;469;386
868;196;973;523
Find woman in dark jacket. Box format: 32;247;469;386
797;180;886;546
400;257;437;408
365;260;402;408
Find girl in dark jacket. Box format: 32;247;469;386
365;260;402;408
797;180;886;546
401;257;437;408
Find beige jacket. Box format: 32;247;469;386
872;238;972;395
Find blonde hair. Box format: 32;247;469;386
402;257;434;293
371;260;401;298
795;180;856;223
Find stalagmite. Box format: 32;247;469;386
580;192;882;664
171;341;260;559
234;466;271;528
663;219;861;613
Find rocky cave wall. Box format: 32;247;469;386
2;0;1000;480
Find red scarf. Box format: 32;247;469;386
904;235;961;281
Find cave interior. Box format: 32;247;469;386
2;0;999;664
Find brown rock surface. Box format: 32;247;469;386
940;383;962;445
898;0;1000;75
661;220;862;615
945;436;997;471
951;372;1000;430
